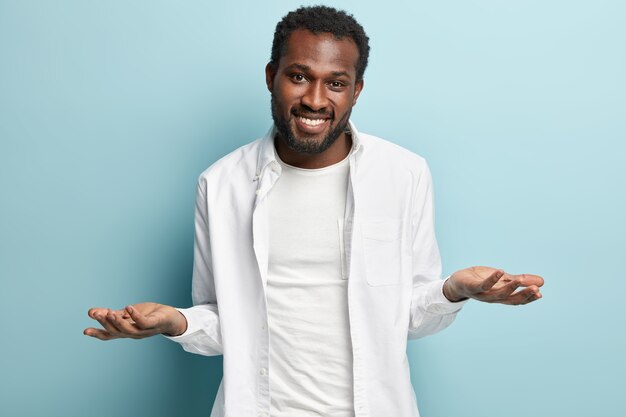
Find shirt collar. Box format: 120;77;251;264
255;120;362;180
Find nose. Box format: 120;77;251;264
301;81;329;112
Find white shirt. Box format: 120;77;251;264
167;121;467;417
267;153;353;416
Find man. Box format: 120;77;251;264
84;6;543;417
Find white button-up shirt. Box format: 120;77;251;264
167;122;467;417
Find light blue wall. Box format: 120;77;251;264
1;1;623;416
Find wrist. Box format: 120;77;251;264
443;277;469;303
163;308;188;337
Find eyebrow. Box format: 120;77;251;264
286;63;311;72
284;63;352;79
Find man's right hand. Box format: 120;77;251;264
83;302;188;341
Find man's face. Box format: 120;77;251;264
266;29;364;155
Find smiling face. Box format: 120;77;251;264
266;29;364;167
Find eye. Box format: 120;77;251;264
290;74;307;83
328;81;346;90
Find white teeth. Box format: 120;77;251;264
299;117;326;126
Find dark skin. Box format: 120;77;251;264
266;29;363;169
84;29;543;342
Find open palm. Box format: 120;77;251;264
444;266;544;305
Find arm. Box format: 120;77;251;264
407;164;466;339
406;164;544;339
84;178;223;356
163;178;222;355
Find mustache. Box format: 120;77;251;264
290;106;333;119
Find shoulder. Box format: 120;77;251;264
197;138;263;189
358;132;429;175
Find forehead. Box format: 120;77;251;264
281;29;359;77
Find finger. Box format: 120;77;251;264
506;273;544;289
88;307;125;321
512;288;542;305
106;310;138;335
476;278;522;302
126;305;157;330
83;327;118;341
495;278;523;298
109;311;158;338
87;307;109;320
519;290;542;305
94;309;121;335
500;286;542;305
479;269;505;292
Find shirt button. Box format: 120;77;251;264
260;367;267;376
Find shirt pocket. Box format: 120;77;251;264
361;218;404;286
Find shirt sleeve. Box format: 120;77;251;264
407;163;468;339
163;178;223;355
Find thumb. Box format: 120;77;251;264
125;305;156;330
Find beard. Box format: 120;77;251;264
271;94;351;155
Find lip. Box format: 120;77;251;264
293;115;331;134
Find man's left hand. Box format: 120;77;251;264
443;266;544;305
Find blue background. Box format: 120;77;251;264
1;1;624;416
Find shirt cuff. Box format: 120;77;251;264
161;307;200;342
423;277;469;314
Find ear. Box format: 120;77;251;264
265;63;277;92
352;79;364;106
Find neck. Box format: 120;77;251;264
275;131;352;169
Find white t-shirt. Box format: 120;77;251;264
266;151;354;417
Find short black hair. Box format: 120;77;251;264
270;5;370;81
